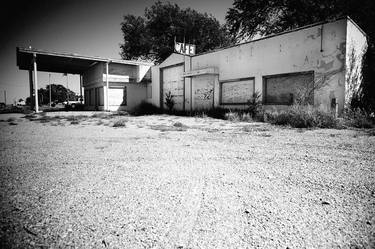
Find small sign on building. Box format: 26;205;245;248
174;40;196;56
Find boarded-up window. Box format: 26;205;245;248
108;87;127;106
221;78;255;104
263;72;314;105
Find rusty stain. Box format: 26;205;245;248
306;34;316;40
329;91;335;99
317;28;322;37
304;56;309;65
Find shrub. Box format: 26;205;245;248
165;91;175;112
247;92;262;117
112;118;128;127
224;111;240;122
133;101;161;115
173;122;184;127
266;105;337;128
344;108;374;128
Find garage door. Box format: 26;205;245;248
162;65;184;110
264;72;314;105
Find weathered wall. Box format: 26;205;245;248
192;75;215;110
152;18;366;113
83;61;149;111
162;65;184;110
107;83;146;111
345;18;368;108
187;18;348;112
149;53;184;108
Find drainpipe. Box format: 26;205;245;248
320;25;324;52
106;61;110;111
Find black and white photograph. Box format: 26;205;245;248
0;0;374;248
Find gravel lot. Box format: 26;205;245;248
0;112;374;248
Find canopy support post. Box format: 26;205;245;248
33;53;39;113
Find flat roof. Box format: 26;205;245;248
194;16;366;57
16;47;153;74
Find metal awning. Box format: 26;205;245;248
16;47;153;74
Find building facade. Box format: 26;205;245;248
82;61;152;111
149;17;367;115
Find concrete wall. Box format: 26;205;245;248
151;17;368;114
83;61;149;111
107;83;147;112
149;53;184;108
190;18;348;112
345;18;368;108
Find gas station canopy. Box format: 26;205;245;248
16;47;150;74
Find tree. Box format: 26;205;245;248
226;0;374;41
226;0;375;112
37;84;78;105
120;1;233;63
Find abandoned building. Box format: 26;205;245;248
151;16;367;114
17;16;367;115
16;47;153;112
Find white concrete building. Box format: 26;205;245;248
150;17;367;114
17;47;153;112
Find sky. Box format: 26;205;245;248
0;0;234;104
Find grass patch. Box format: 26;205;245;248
66;115;87;121
150;124;187;132
91;112;113;119
172;121;188;128
7;117;16;122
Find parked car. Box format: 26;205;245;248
64;101;83;110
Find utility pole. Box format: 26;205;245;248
3;90;6;105
49;73;51;107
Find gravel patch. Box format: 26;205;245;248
0;112;374;248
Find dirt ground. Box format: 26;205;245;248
0;112;374;248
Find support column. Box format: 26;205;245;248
105;61;109;111
28;70;34;109
33;53;39;113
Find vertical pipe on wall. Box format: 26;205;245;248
320;25;324;52
33;53;39;113
106;61;109;111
